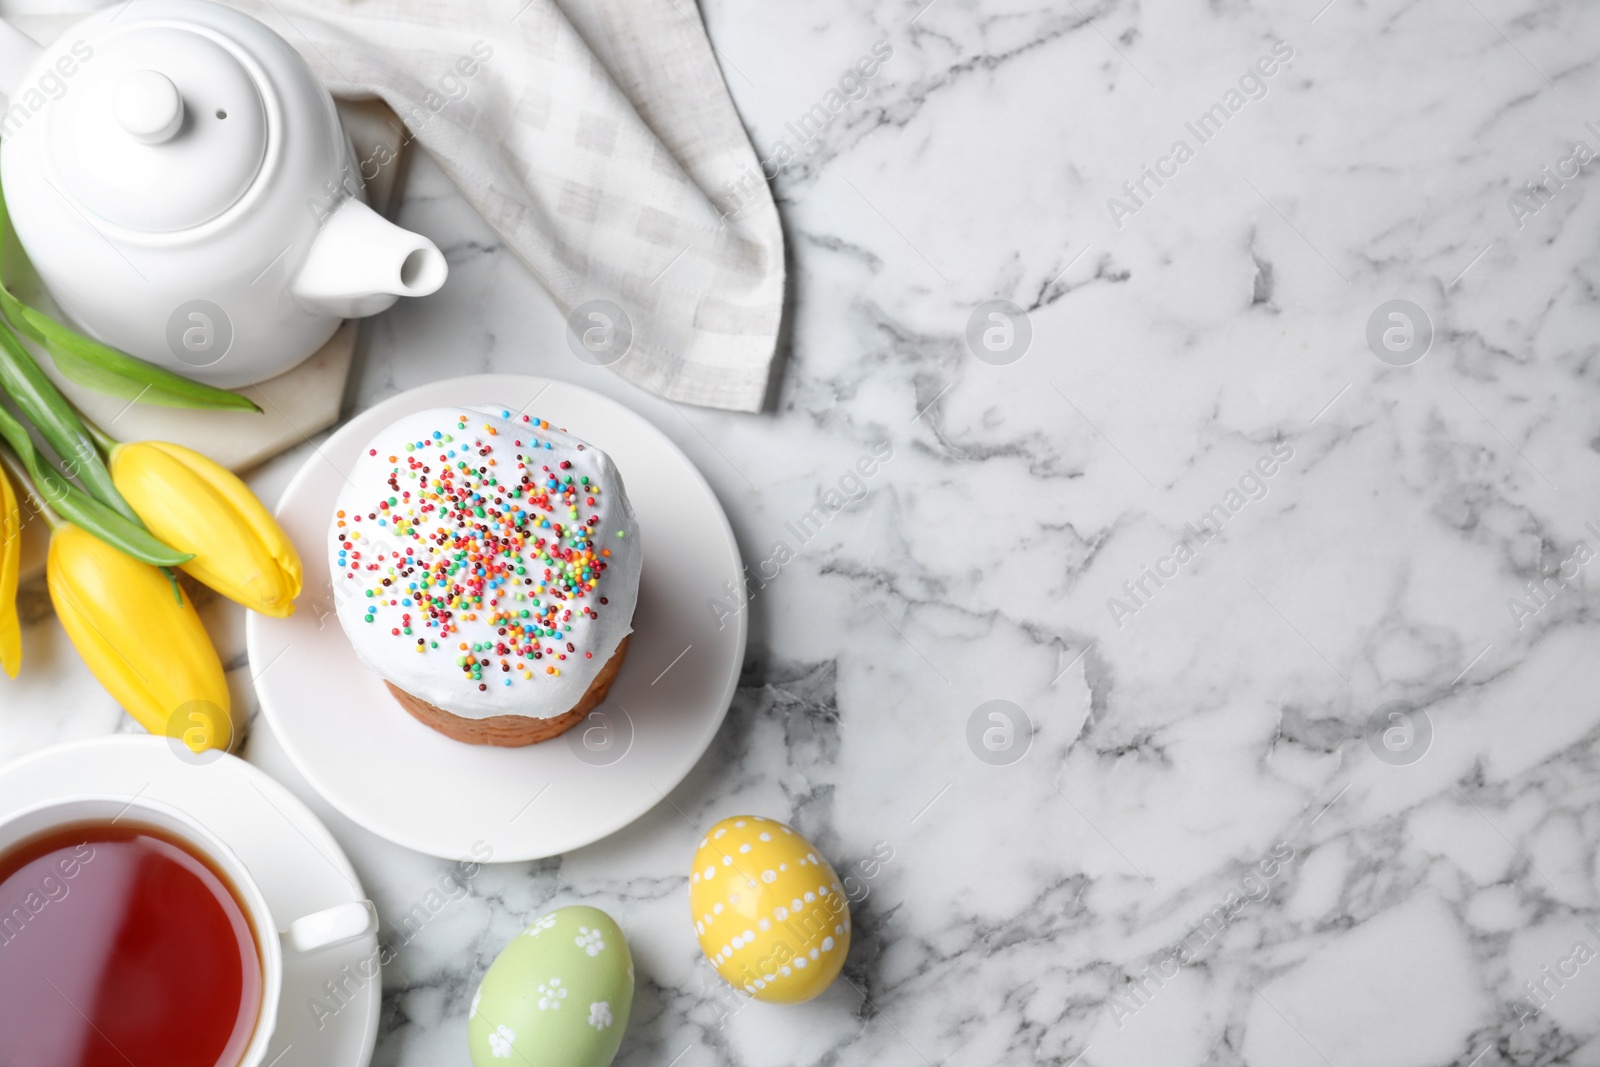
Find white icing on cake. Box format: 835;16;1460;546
328;406;641;720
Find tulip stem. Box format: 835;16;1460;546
79;412;118;460
0;323;135;521
0;444;60;531
0;404;187;565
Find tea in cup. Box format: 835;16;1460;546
0;796;375;1067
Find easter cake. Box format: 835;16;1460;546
328;407;641;746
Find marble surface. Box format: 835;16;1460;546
6;0;1600;1065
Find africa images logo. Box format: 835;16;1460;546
0;40;93;142
1106;441;1295;629
1105;41;1295;229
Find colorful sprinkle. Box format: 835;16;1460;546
335;413;622;691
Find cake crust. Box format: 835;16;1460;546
387;635;631;747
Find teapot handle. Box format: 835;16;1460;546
0;18;42;102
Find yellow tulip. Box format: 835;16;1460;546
0;461;19;678
48;524;231;748
110;441;302;617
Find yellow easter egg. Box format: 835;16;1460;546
688;816;850;1003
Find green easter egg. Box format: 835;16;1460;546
469;905;634;1067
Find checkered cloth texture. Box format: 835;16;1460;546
228;0;786;412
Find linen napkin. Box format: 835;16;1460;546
225;0;785;412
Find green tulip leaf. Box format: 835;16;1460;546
0;323;132;520
0;181;259;414
0;406;191;568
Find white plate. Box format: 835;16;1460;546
247;374;746;861
0;735;380;1067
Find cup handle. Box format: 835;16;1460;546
283;900;378;955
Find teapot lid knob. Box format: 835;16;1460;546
43;26;268;234
112;70;186;145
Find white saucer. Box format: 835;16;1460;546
0;735;380;1067
247;374;747;861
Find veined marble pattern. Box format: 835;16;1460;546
5;0;1600;1065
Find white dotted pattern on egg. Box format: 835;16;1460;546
688;816;851;1004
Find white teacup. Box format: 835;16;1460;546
0;794;376;1067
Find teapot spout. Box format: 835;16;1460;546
291;198;447;319
0;19;42;101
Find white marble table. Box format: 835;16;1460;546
7;1;1600;1065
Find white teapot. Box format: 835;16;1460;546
0;0;447;388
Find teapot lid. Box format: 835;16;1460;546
45;25;268;234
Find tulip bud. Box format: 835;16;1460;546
0;461;19;678
47;524;230;744
110;441;302;617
